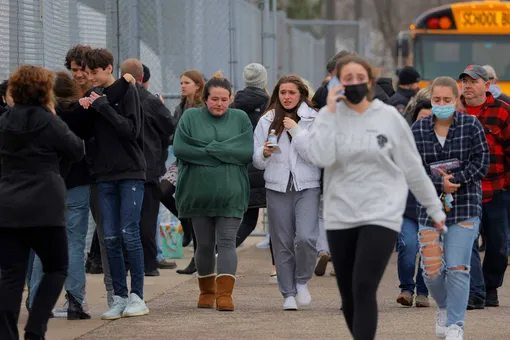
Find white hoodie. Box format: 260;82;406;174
253;102;321;193
307;99;446;233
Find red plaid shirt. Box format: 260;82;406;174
462;93;510;202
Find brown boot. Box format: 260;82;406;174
216;274;235;311
197;274;216;308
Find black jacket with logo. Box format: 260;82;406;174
137;85;175;183
87;78;146;182
388;87;416;115
231;87;269;208
0;105;84;227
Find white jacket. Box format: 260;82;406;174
253;102;321;193
306;100;446;233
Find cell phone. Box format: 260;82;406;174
155;93;160;97
267;143;281;153
327;76;345;95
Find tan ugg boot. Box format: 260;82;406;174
216;274;235;311
197;274;216;308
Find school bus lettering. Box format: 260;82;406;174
460;11;510;29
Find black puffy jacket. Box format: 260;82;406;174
231;87;269;208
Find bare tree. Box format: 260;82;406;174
367;0;464;69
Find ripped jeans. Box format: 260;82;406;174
419;216;480;328
97;180;145;299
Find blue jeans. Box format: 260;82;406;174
29;185;90;307
419;217;480;328
97;180;145;299
156;205;164;262
470;191;509;300
397;218;428;296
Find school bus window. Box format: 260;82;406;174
434;42;459;63
414;35;510;81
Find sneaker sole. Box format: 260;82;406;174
415;302;430;308
467;304;485;310
296;297;311;307
314;255;329;276
101;314;122;320
122;309;150;318
283;306;298;311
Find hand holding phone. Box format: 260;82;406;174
327;77;345;96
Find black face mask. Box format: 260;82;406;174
344;83;369;104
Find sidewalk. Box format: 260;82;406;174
20;238;510;340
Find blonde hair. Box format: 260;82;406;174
405;86;432;117
211;70;223;79
203;70;232;101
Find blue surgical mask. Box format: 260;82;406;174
432;104;455;119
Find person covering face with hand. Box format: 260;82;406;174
307;55;446;340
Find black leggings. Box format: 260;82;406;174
236;207;275;265
160;180;196;252
0;226;68;340
328;225;397;340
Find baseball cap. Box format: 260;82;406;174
459;65;489;81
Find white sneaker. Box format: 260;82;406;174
296;283;311;306
52;300;69;318
256;235;270;249
435;309;447;338
122;293;149;317
101;295;128;320
445;324;463;340
283;296;298;311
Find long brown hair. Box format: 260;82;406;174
180;69;205;108
53;71;82;108
335;55;377;101
267;75;313;139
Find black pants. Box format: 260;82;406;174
0;227;68;340
328;225;397;340
236;207;274;264
236;208;259;247
140;182;161;272
470;190;509;299
160;180;196;252
89;229;102;264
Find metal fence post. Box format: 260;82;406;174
261;0;273;89
272;0;277;86
129;0;140;59
228;0;237;90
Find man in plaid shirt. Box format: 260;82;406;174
460;65;510;309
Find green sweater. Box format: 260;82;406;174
173;106;254;218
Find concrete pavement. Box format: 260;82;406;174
19;237;510;340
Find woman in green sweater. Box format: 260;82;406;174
173;72;254;312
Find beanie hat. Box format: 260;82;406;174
142;64;151;83
243;63;267;89
398;66;420;86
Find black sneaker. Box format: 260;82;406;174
145;269;160;277
467;296;485;310
486;289;499;307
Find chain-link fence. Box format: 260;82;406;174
1;0;370;111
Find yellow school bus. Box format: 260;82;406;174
397;0;510;94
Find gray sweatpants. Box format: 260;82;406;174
316;196;330;255
267;187;320;298
191;217;241;276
